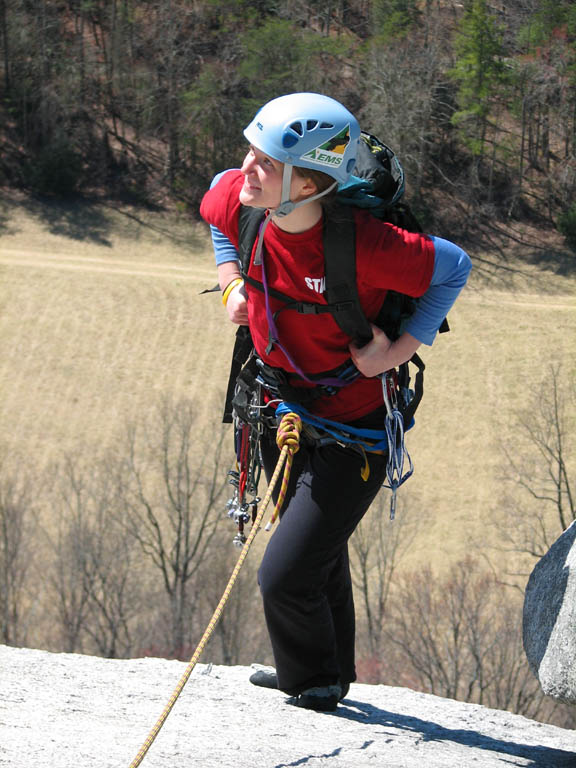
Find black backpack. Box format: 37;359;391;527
223;132;448;423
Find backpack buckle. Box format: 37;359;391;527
333;301;354;313
296;302;322;315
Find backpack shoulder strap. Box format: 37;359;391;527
238;205;267;273
322;206;374;347
223;325;254;423
221;206;266;424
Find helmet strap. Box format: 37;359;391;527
274;164;296;217
273;164;337;218
253;165;338;265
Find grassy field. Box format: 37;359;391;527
1;191;575;574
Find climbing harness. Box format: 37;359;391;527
223;357;415;535
274;376;414;522
127;412;301;768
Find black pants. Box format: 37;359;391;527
258;408;389;696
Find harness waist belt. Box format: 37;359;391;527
255;356;361;391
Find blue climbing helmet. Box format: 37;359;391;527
244;93;361;216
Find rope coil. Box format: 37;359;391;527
265;411;302;531
127;412;301;768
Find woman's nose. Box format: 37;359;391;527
241;151;256;175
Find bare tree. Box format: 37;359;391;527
79;489;143;659
45;454;143;657
200;542;270;667
385;558;554;721
493;364;575;581
0;457;33;646
360;3;448;200
350;491;419;674
117;397;231;658
46;456;95;653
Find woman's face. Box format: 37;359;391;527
239;146;315;209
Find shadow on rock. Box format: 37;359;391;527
273;746;344;767
335;699;576;767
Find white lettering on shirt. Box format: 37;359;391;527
305;276;326;293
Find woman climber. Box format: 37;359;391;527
200;92;471;712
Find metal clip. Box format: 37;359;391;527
389;486;397;521
381;372;394;418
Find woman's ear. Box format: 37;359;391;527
297;175;319;199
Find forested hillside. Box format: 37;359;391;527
1;0;575;251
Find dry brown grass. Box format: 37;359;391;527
1;191;575;574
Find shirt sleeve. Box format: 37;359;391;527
199;169;243;247
358;215;435;298
403;236;472;345
210;225;240;266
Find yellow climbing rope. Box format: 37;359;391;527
128;411;301;768
265;410;301;530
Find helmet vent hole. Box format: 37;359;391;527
320;122;334;129
289;121;304;136
306;120;318;131
282;132;299;148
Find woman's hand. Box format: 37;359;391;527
225;281;249;325
349;324;422;377
218;262;249;325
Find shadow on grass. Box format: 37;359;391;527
0;192;114;246
519;245;576;278
470;217;576;280
0;191;206;252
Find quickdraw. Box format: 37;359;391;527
225;379;264;546
381;369;413;520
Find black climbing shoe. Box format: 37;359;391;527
250;667;350;707
249;668;278;690
286;684;342;712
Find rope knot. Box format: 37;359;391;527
276;412;302;453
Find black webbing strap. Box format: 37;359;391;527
401;353;425;427
243;274;339;315
238;206;266;271
322;208;374;347
223;325;253;424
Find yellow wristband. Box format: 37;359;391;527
222;278;243;307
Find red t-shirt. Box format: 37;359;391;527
200;170;434;422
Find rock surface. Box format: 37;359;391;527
0;645;575;767
524;521;576;703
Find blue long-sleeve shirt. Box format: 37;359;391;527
404;236;471;344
